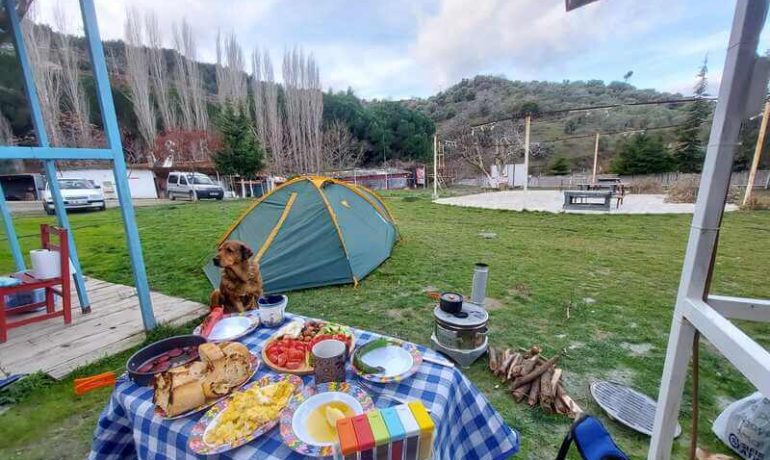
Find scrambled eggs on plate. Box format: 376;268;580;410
205;380;295;445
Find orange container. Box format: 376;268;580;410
335;416;359;460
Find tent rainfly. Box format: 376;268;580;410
204;176;397;293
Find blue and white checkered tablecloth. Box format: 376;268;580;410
89;315;519;459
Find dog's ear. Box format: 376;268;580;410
240;243;254;260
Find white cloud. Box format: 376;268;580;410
411;0;679;88
22;0;742;100
31;0;278;63
312;43;424;99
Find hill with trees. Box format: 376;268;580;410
399;75;733;175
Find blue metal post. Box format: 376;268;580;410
2;0;90;312
79;0;156;329
0;182;25;271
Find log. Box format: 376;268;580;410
527;378;541;407
511;355;560;389
493;348;507;376
556;384;583;418
497;349;515;377
550;368;562;390
554;393;570;415
512;383;530;402
506;353;523;381
520;355;539;376
523;345;542;358
540;368;555;411
488;347;499;373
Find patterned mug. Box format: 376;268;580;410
312;339;346;384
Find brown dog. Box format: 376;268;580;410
209;240;263;313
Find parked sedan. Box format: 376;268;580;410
43;178;106;215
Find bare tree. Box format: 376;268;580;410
216;31;248;112
124;7;156;157
282;48;323;174
322;120;362;170
451;121;543;184
250;48;266;145
172;26;194;131
22;17;62;146
262;52;284;173
145;11;175;132
172;19;207;131
53;2;92;147
306;55;323;172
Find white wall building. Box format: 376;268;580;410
57;168;158;199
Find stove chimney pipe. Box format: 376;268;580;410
470;263;488;306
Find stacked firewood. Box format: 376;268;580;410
488;346;582;418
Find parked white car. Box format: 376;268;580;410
166;172;224;201
43;178;106;215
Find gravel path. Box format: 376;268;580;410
435;190;738;214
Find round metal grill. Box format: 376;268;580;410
590;380;682;438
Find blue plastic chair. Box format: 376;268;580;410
556;415;630;460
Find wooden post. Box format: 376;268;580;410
524;115;531;192
742;100;770;206
432;134;438;199
592;132;600;184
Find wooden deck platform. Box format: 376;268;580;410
0;277;207;379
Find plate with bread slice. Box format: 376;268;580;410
152;342;260;419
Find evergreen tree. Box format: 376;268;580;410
674;58;710;173
611;133;674;175
213;104;265;177
549;156;571;175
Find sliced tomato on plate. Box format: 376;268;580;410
284;359;302;370
287;348;304;361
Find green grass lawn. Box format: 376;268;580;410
1;191;768;459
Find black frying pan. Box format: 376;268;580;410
126;335;207;386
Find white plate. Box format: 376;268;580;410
361;345;414;378
194;315;258;342
291;392;364;447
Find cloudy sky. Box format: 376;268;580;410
32;0;770;100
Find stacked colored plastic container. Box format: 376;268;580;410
334;401;435;460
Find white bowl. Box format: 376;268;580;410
361;345;414;377
291;392;364;446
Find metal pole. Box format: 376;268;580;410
80;0;155;329
4;0;90;312
432;135;438;199
0;182;25;271
592;132;600;184
524;115;531;192
742;100;770;206
649;1;767;458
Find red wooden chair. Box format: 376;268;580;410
0;224;72;342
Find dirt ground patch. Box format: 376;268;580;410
508;283;531;300
484;297;504;310
620;342;654;356
385;309;404;320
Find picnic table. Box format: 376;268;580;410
89;314;520;459
563;190;613;211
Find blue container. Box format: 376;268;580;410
4;288;45;310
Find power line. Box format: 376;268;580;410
539;123;687;144
470;97;717;128
458;122;687;148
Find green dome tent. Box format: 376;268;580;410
203;176;397;293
